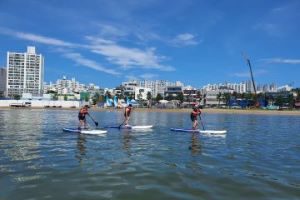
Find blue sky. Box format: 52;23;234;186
0;0;299;88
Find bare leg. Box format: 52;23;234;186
84;119;88;129
124;116;130;125
192;120;198;130
79;120;84;129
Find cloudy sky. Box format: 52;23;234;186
0;0;299;87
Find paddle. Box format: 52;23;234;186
199;115;205;130
118;119;126;129
87;113;98;127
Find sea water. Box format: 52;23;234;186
0;109;300;199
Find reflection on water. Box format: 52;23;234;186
189;133;202;155
76;135;87;163
122;131;132;156
1;109;300;200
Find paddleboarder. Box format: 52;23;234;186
190;106;201;130
124;104;133;126
78;105;89;129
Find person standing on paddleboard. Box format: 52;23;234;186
78;105;89;129
191;106;201;129
124;104;133;126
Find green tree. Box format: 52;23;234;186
52;94;58;100
216;92;222;107
176;92;184;103
240;93;245;99
244;93;252;100
156;93;163;102
223;93;231;106
147;91;152;101
14;94;21;100
92;93;100;105
287;93;294;108
64;95;68;101
275;95;284;107
232;91;238;99
165;95;173;101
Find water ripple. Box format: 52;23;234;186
1;110;300;199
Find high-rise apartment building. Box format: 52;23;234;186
6;46;44;97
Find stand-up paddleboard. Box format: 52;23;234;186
63;128;107;135
107;125;153;129
170;128;227;134
200;130;227;134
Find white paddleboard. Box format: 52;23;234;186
170;128;227;134
108;125;153;129
130;125;153;129
199;130;227;134
63;128;107;135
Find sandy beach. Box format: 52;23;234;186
92;107;300;116
1;106;300;116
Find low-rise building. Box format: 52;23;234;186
164;86;182;98
0;67;6;97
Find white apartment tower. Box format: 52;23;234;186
6;46;44;97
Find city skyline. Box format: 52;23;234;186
0;0;300;88
44;75;284;94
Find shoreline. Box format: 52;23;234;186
118;108;300;116
1;106;300;116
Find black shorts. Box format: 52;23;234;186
78;114;85;120
191;116;197;122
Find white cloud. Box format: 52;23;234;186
0;27;76;47
63;52;120;75
172;33;199;46
261;58;300;65
86;36;175;71
0;27;174;74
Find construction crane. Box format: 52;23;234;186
242;53;259;107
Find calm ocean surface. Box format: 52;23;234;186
0;109;300;200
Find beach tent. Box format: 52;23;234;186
159;100;169;104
